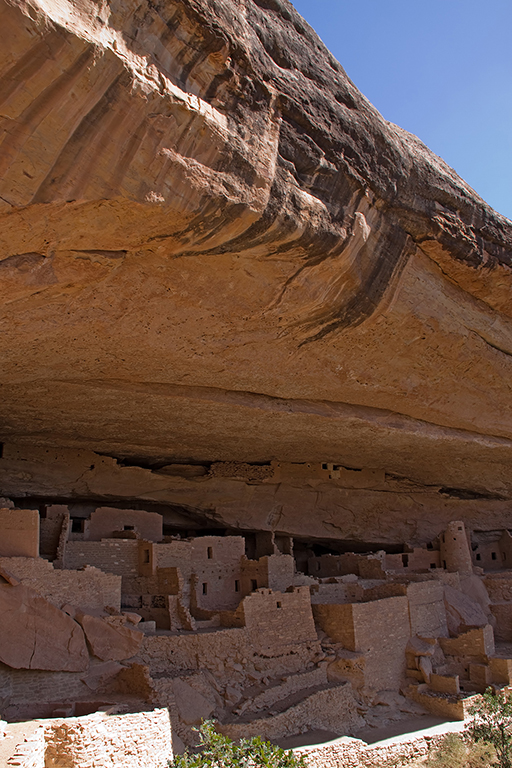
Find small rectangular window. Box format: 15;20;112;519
207;546;213;559
492;552;497;560
124;525;135;531
476;553;481;561
443;560;447;569
276;601;282;608
402;554;409;568
235;580;240;592
202;582;208;595
430;563;436;569
143;549;150;564
251;579;258;591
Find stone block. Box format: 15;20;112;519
0;583;88;671
444;585;488;634
76;612;142;661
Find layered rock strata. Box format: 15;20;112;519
0;0;511;501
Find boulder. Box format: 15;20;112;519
444;585;488;635
76;612;142;661
0;583;88;671
171;678;215;725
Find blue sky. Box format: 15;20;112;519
292;0;512;220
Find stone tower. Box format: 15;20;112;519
440;521;473;575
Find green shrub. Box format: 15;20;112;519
465;688;512;768
168;720;307;768
426;731;494;768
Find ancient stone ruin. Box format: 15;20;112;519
0;0;512;764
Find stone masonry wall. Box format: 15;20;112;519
314;596;410;692
240;588;317;653
64;540;138;576
44;708;172;768
296;726;464;768
0;558;121;613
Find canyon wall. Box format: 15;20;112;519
0;0;511;528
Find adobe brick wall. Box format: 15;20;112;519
64;540;138;576
0;509;39;558
44;708;172;768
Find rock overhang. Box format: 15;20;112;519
0;0;511;496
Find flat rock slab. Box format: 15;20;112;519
76;613;142;661
0;583;88;671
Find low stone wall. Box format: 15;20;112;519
0;558;121;613
296;724;465;768
44;708;173;768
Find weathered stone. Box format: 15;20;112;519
171;678;215;725
76;612;143;661
0;0;510;502
444;585;488;635
0;583;88;671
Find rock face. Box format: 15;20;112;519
0;0;511;503
0;582;89;671
76;612;143;661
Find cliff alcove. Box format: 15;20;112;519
1;0;512;763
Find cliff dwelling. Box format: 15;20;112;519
0;0;512;764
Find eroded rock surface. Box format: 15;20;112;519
0;0;511;500
0;582;89;671
76;612;143;661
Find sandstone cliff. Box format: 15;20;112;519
1;0;512;527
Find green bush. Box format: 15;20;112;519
168;720;307;768
465;688;512;768
426;731;494;768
